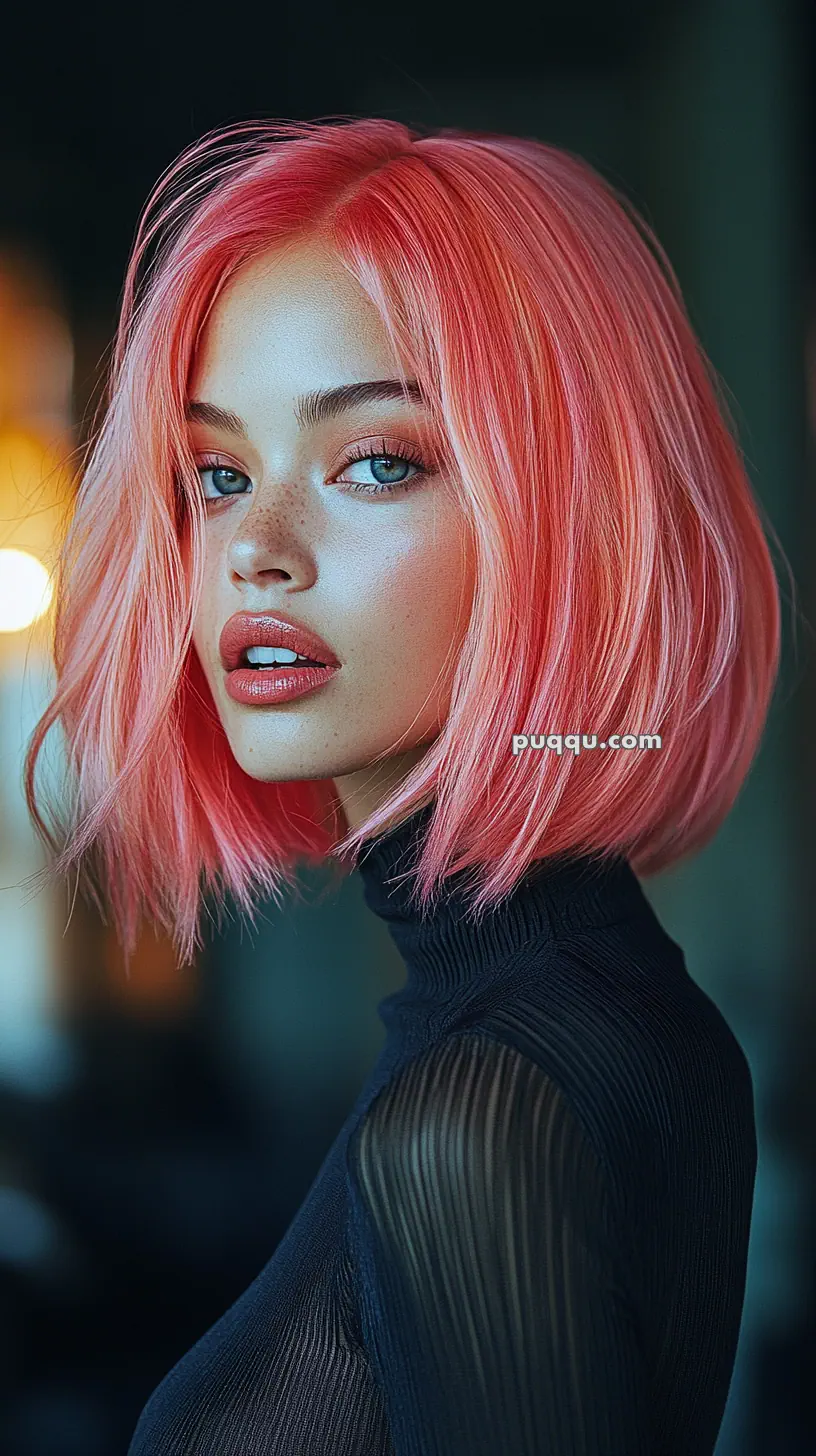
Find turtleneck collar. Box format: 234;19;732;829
356;801;649;1028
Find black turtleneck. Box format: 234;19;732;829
127;802;757;1456
356;800;650;1027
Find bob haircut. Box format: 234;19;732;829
23;116;782;972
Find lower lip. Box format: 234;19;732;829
224;663;340;705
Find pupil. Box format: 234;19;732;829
214;466;241;493
371;455;409;484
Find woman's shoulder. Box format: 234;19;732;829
472;910;756;1132
352;917;756;1206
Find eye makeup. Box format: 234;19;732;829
194;434;437;502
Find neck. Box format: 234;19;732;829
332;745;435;833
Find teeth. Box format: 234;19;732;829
244;646;310;666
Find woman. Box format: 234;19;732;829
24;116;780;1453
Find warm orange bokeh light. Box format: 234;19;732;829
0;547;53;632
0;423;72;564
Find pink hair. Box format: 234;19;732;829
22;116;783;972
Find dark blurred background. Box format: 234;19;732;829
0;0;813;1451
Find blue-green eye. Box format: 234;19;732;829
197;461;250;500
337;453;420;494
372;456;412;484
195;435;435;505
333;436;434;496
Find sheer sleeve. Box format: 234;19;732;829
344;1029;652;1455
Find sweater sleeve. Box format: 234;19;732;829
344;1029;652;1455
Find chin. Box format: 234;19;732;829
226;734;348;784
230;749;326;783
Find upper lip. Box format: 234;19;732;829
219;611;340;671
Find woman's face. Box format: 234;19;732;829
186;238;476;830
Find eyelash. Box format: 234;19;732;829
195;437;433;502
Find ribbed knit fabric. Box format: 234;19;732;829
127;802;757;1454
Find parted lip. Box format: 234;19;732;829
219;611;340;671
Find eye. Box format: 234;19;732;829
196;457;251;500
193;436;436;505
332;437;434;497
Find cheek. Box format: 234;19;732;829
361;512;475;668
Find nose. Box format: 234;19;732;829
226;497;317;591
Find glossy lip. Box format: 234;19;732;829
224;662;339;707
219;611;341;672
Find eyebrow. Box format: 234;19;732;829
184;378;427;437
